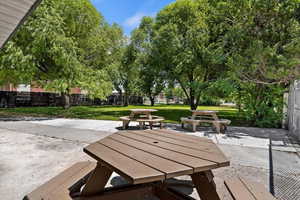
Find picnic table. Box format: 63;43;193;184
120;109;164;130
82;129;230;200
24;129;275;200
182;110;231;133
191;110;219;120
129;109;158;119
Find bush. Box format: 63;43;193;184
239;84;285;128
199;96;221;106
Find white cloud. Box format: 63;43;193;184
123;12;146;28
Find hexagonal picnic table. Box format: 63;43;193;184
81;129;230;200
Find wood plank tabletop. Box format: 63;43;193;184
84;130;230;185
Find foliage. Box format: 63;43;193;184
119;40;141;106
0;42;35;86
222;0;300;84
220;0;300;126
153;0;227;110
239;84;285;128
132;17;166;106
0;0;114;108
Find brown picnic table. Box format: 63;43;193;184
81;129;230;200
182;110;231;133
191;110;219;120
120;109;164;130
129;109;158;119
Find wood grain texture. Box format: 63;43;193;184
111;133;218;172
81;163;113;196
84;142;165;184
25;161;96;200
120;131;229;166
99;137;193;178
225;177;258;200
191;171;221;200
84;130;229;185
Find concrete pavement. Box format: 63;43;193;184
0;118;299;200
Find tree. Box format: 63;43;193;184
222;0;300;126
0;0;113;109
106;24;128;105
133;17;165;106
153;0;226;110
0;42;36;86
120;41;141;106
224;0;300;85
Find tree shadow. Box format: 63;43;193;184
110;176;194;198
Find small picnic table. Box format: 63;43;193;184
81;129;230;200
191;110;219;120
120;109;164;130
181;110;231;133
129;109;158;119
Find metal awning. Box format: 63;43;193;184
0;0;42;49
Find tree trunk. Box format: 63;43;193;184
123;93;129;106
118;90;123;106
61;92;71;109
190;87;197;110
190;97;197;110
150;96;155;106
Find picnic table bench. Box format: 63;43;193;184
24;161;96;200
225;176;277;200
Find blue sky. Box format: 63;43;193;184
91;0;175;35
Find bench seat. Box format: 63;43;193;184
119;116;131;129
24;161;96;200
136;117;165;130
225;177;276;200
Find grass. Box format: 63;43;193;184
0;104;248;126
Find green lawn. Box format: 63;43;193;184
0;104;248;126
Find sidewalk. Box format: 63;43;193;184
0;118;299;199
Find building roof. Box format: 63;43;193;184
0;0;42;49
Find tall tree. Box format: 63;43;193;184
224;0;300;85
120;40;141;106
133;17;165;106
106;24;128;105
0;0;113;108
154;0;226;110
222;0;300;126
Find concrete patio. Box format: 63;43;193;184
0;118;299;200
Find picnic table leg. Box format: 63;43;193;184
160;122;163;129
212;113;219;121
191;113;196;120
191;170;220;200
81;163;113;196
139;122;144;130
123;121;128;130
213;122;221;134
192;123;197;132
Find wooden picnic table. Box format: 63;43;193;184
82;129;230;200
191;110;219;120
129;109;158;119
